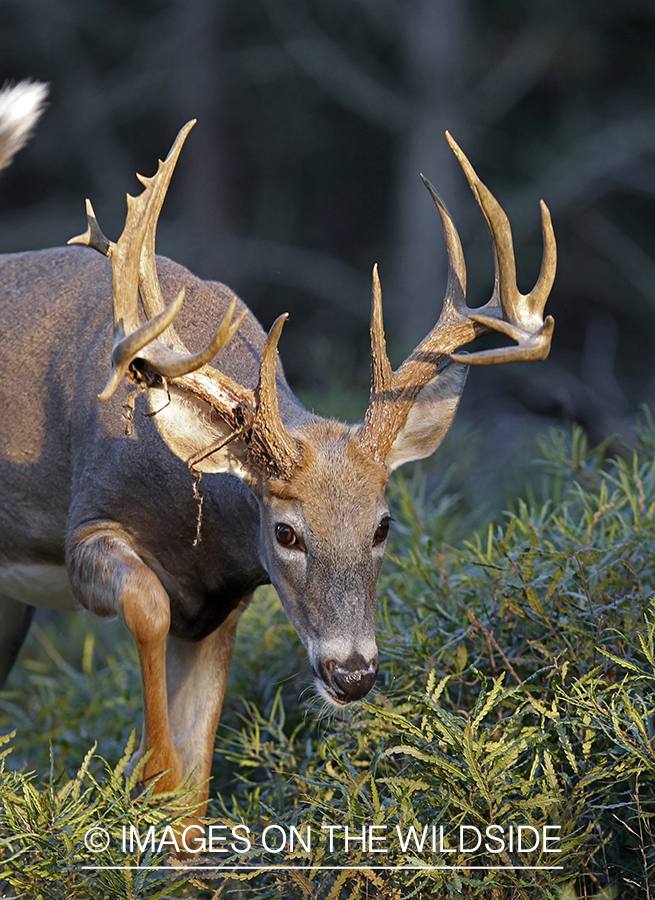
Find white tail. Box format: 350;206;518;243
0;111;555;824
0;81;47;172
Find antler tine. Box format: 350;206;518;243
358;180;476;460
136;119;195;340
110;120;194;353
68;197;142;337
529;200;557;309
96;294;248;402
445;131;556;365
369;264;393;399
68;199;113;259
143;299;248;380
371;182;470;394
69;159;172;383
250;314;302;473
395;175;474;372
97;289;186;401
418;175;467;316
359;267;402;456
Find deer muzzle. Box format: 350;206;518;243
317;652;379;704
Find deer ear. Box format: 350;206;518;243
145;383;256;482
385;362;469;472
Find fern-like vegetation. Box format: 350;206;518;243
1;422;654;898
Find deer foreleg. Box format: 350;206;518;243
0;595;34;688
124;586;183;792
165;595;252;817
68;528;182;792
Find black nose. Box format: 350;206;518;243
321;654;379;702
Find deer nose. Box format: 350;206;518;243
322;654;379;703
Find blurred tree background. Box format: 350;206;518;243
1;0;654;509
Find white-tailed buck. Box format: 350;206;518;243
0;86;556;817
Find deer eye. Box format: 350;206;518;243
275;523;305;551
373;516;391;546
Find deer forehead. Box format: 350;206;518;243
265;420;388;537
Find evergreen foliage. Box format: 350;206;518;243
1;422;654;897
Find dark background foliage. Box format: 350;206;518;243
1;6;655;894
0;0;654;488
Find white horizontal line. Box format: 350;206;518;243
82;865;564;872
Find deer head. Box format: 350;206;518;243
70;121;555;706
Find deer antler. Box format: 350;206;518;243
70;121;301;476
357;132;556;462
69;122;245;401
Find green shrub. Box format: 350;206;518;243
0;731;205;899
208;422;655;898
1;421;654;898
